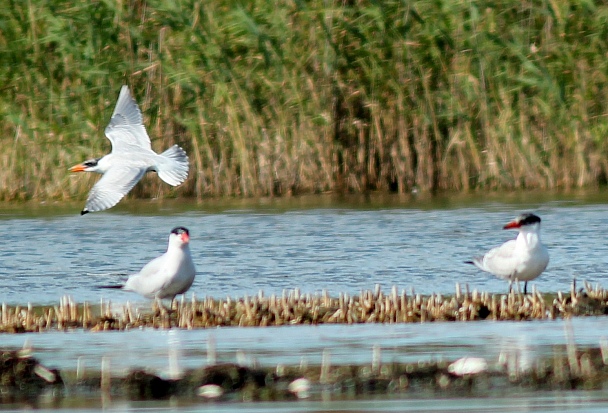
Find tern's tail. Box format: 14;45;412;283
97;285;124;290
157;145;189;186
465;257;484;271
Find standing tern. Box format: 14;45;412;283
70;85;189;215
466;213;549;294
100;227;196;300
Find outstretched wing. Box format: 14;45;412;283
104;86;152;152
84;165;146;213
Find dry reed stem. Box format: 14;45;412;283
2;1;608;201
0;281;607;333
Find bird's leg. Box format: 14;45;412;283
154;297;169;315
524;281;528;295
167;297;178;314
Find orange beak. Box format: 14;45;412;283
503;220;521;230
69;164;86;172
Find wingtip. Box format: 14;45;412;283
81;209;89;216
464;260;475;265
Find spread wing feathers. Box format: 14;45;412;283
84;165;146;213
104;85;152;152
472;240;518;279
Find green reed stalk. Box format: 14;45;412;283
0;0;607;202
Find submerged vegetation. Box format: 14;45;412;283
5;343;608;404
1;0;607;201
4;284;608;405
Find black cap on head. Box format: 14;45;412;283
518;213;541;225
171;226;189;236
83;158;100;168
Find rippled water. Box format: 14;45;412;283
1;193;608;305
3;192;608;412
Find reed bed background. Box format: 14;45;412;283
1;0;607;201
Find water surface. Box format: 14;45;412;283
1;192;608;305
3;193;608;412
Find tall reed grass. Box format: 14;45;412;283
1;0;607;201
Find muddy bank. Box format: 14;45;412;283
3;340;608;406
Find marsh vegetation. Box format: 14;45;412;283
1;283;606;332
1;0;607;202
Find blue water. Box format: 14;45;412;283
1;195;608;305
3;194;608;412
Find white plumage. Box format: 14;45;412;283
70;86;189;215
102;227;196;300
467;213;549;294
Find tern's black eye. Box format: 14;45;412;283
84;159;99;167
171;226;189;236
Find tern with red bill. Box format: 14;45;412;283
100;227;196;300
70;85;189;215
466;213;549;294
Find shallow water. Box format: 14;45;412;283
3;192;608;412
6;392;608;413
3;317;608;412
1;192;608;305
2;317;608;375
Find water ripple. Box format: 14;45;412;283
0;203;607;305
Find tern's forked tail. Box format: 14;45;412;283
157;145;189;186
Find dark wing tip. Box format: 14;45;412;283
464;260;475;265
81;209;89;216
97;285;123;290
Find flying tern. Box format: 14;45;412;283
70;85;189;215
466;213;549;294
100;227;196;300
